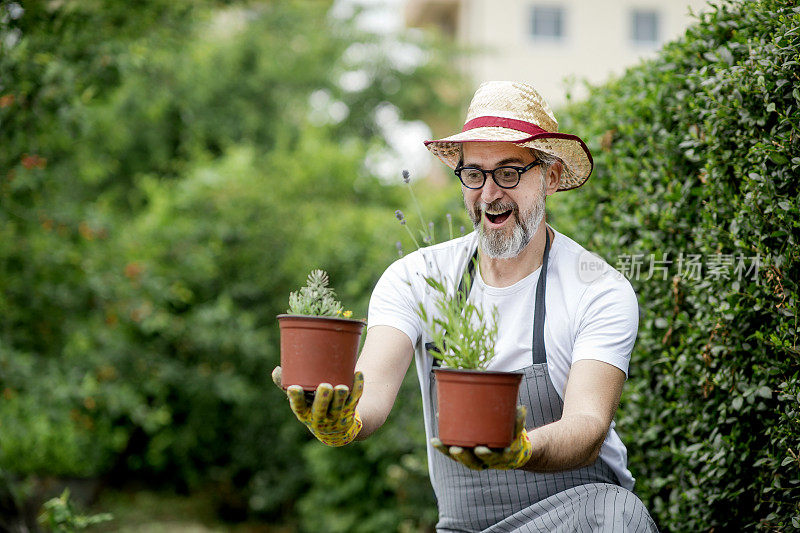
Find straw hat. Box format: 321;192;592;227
425;81;593;191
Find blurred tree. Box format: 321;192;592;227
1;0;467;528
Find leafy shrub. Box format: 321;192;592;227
0;0;465;527
555;1;799;530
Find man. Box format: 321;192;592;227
274;81;658;531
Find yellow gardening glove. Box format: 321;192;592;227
431;406;532;471
272;367;364;447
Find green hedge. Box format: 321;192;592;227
555;0;799;530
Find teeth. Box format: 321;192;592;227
485;208;509;215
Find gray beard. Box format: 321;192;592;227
470;180;547;259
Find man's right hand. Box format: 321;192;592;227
272;366;364;447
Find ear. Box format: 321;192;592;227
545;162;562;196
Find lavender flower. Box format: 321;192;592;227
394;210;406;225
396;241;403;257
402;170;410;183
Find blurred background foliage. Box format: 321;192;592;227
2;0;798;531
1;0;468;530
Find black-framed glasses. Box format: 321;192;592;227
454;160;542;189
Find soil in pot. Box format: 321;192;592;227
277;314;365;391
434;368;523;448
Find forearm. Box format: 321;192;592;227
354;380;397;440
519;413;607;472
353;325;415;441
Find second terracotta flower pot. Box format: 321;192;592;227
434;368;523;448
277;314;366;391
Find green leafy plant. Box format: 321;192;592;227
417;270;499;370
288;269;347;317
38;488;113;532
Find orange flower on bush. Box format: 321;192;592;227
21;153;47;169
79;222;94;240
125;262;144;280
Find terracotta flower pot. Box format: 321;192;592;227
277;314;366;391
434;368;523;448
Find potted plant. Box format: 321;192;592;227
396;169;523;448
277;269;365;391
417;263;523;449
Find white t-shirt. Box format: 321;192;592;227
367;226;640;490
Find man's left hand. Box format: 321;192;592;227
430;405;533;471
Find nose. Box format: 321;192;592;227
480;173;504;204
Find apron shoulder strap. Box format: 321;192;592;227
457;246;479;297
532;228;551;365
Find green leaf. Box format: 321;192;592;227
757;386;773;399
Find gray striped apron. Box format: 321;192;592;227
426;229;658;532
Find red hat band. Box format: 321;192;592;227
462;116;550;136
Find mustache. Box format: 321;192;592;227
474;199;519;217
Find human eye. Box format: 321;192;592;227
461;168;484;185
495;167;519;185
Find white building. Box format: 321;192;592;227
405;0;712;108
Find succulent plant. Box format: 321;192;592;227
287;269;344;317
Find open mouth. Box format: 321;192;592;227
484;209;512;225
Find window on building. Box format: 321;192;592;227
530;6;565;40
631;9;660;45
